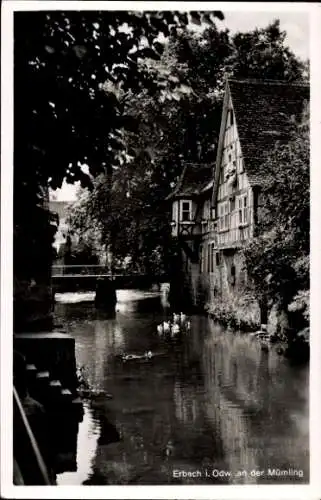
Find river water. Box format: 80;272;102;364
53;288;309;485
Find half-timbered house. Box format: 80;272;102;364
168;78;309;313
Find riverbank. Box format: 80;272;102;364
204;294;260;332
203;296;309;363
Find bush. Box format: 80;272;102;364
288;289;309;322
205;293;260;332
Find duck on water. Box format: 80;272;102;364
121;351;153;363
157;312;191;339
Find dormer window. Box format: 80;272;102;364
170;196;195;238
228;109;234;127
238;156;244;174
218;201;229;231
180;200;192;222
237;194;248;226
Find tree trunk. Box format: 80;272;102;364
105;244;114;273
275;301;291;339
14;188;54;333
259;297;268;325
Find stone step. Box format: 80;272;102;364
26;363;37;372
23;359;82;420
60;388;73;405
14;332;78;393
36;370;50;379
49;379;62;399
50;379;62;387
61;388;72;397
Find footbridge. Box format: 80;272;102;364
51;265;168;293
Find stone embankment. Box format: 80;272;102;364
13;332;83;484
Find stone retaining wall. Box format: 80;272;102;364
14;332;78;393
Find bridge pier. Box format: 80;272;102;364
94;278;117;313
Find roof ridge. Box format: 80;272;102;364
228;77;309;87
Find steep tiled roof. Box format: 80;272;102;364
166;163;214;199
228;79;309;186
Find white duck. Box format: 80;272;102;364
171;323;180;336
122;353;138;362
144;351;153;359
180;313;187;325
157;324;163;335
173;313;181;324
163;321;171;334
185;320;191;331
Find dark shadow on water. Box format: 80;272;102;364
49;415;80;475
134;296;164;313
91;407;121;447
94;310;116;320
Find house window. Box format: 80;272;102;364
216;252;220;266
207;244;211;273
180;200;192;221
218;201;229;231
230;109;234;126
237;194;248;226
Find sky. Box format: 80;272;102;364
220;11;309;60
51;10;309;202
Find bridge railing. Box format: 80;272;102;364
51;264;168;281
51;264;111;277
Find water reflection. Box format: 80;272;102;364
57;404;100;485
54;289;309;485
202;321;309;482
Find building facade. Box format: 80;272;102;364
49;200;74;257
168;78;309;321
